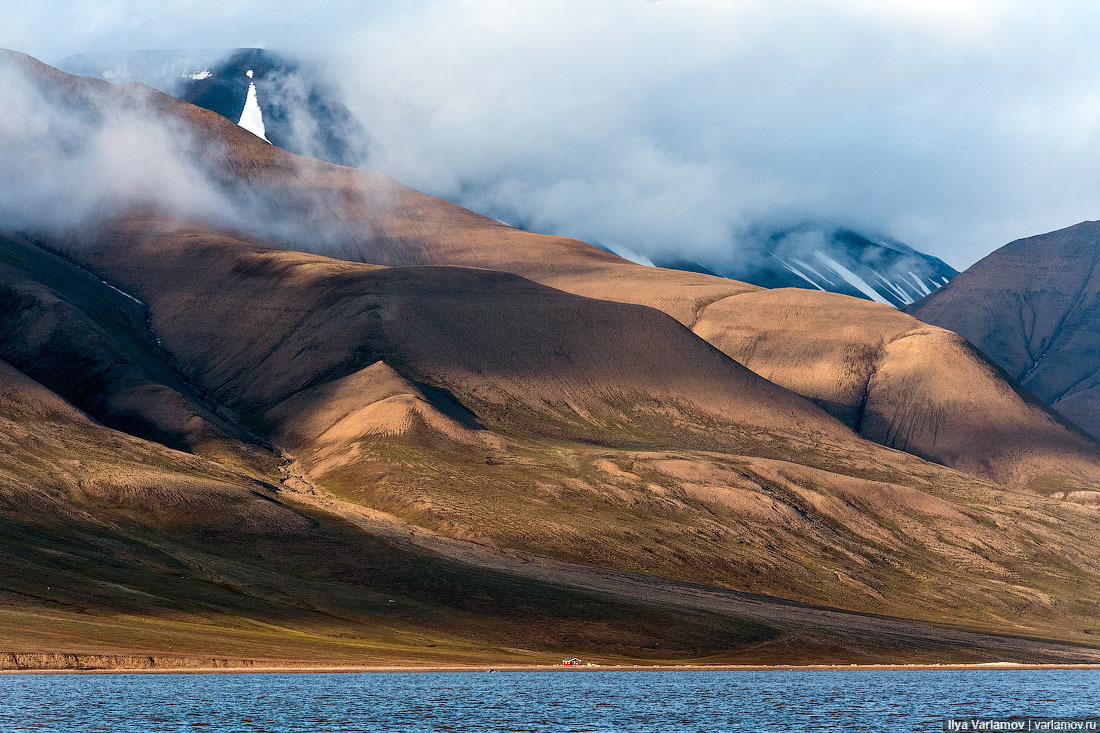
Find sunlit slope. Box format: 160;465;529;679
693;288;1100;488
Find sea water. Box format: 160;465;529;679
0;669;1097;732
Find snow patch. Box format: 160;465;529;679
813;252;892;306
246;69;254;79
909;271;932;297
187;69;212;80
238;76;271;143
789;256;835;286
92;274;161;345
100;279;145;306
869;268;914;305
772;254;825;290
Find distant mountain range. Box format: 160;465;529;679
58;48;369;166
653;225;958;308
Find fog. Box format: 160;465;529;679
0;52;375;251
8;1;1100;267
0;57;233;234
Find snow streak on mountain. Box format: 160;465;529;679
237;68;269;142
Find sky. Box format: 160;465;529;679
6;0;1100;268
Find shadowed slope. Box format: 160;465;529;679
0;357;299;535
0;231;242;452
909;221;1100;442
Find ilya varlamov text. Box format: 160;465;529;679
945;720;1099;731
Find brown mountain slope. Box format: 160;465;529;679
9;229;1100;665
6;289;1100;666
66;216;850;454
908;221;1100;442
693;288;1100;488
24;217;1100;645
265;360;503;450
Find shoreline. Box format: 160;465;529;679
4;662;1100;675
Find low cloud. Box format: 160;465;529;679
327;0;1100;268
0;55;233;234
7;2;1100;267
0;52;372;251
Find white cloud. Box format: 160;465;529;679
7;1;1100;267
328;0;1100;267
0;57;232;232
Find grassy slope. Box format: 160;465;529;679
0;358;777;667
310;431;1100;647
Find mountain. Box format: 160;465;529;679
691;288;1100;487
653;225;958;308
57;48;369;166
0;338;778;668
907;220;1100;443
19;47;1100;485
4;49;1100;667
